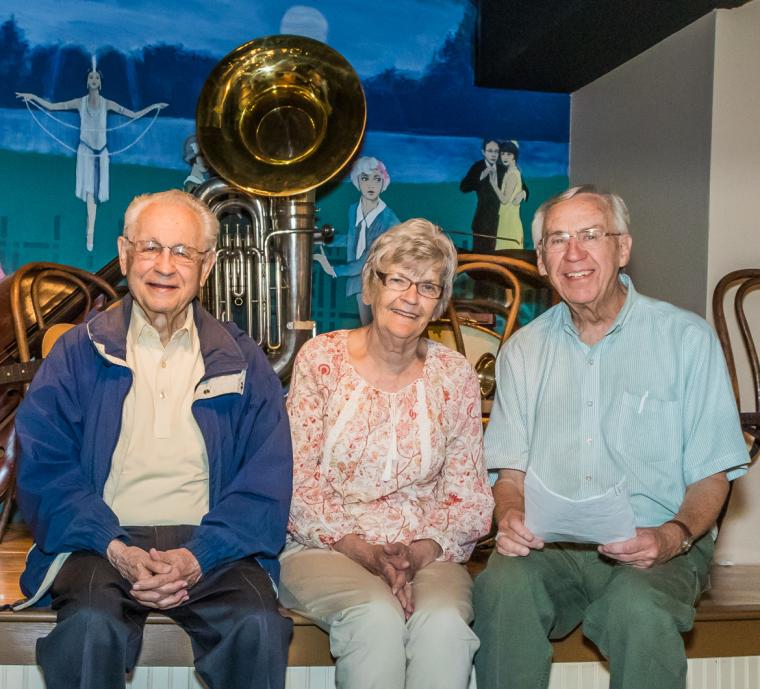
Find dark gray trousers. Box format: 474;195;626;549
37;526;292;689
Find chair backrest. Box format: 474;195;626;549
458;252;559;307
444;260;523;358
10;262;118;363
712;269;760;413
712;268;760;459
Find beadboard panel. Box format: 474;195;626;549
2;658;759;689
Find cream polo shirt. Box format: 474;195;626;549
103;302;209;525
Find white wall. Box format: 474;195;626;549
569;12;716;316
707;0;760;408
707;0;760;567
569;0;760;395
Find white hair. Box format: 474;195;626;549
531;185;631;247
349;156;390;192
123;189;219;251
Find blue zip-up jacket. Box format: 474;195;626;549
14;295;293;607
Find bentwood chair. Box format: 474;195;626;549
0;263;117;541
712;269;760;461
10;262;118;364
424;259;524;408
445;260;523;356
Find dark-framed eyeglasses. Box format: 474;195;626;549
539;227;623;253
123;237;210;265
375;271;443;299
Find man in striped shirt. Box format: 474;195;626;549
473;186;749;689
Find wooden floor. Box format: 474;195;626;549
0;525;28;605
2;524;760;667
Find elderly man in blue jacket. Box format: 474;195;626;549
14;189;293;689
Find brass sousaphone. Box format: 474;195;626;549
194;35;366;380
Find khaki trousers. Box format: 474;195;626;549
279;545;479;689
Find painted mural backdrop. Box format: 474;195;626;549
0;1;569;330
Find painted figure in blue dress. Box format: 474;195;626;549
334;156;400;324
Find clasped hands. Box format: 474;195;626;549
106;539;202;610
495;509;683;568
372;542;420;620
334;535;441;620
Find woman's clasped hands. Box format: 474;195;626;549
333;535;442;620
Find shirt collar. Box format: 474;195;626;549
129;301;195;349
87;295;248;377
560;273;638;339
607;273;637;333
355;198;386;228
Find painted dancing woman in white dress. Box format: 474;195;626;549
17;62;167;251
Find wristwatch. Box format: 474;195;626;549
666;519;694;554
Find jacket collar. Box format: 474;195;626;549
86;294;248;379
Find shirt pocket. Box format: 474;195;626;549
612;390;681;464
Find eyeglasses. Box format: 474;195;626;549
375;271;443;299
539;227;623;253
123;237;209;265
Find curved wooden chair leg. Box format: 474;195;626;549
0;473;14;543
0;394;20;543
444;296;466;356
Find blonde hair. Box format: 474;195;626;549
361;218;457;320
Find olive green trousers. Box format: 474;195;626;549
473;537;713;689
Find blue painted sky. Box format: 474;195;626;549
8;0;467;77
0;108;569;180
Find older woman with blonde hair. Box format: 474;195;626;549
279;219;494;689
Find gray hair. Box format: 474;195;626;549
361;218;457;321
349;156;391;193
123;189;219;251
531;185;630;247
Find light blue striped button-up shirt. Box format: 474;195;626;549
485;274;749;527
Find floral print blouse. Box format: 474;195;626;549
286;330;494;562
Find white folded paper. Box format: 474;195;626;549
524;468;637;545
313;245;336;277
